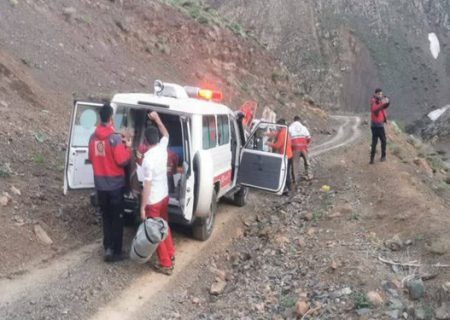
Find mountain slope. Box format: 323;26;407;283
209;0;450;123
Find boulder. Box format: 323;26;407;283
385;235;404;251
210;279;226;296
406;279;425;300
295;301;310;317
34;224;53;245
367;291;383;306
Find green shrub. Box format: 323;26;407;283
352;291;372;310
0;163;13;177
32;153;45;165
388;142;402;159
164;0;251;38
197;15;209;24
271;72;281;83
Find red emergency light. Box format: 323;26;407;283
185;86;223;102
198;89;223;102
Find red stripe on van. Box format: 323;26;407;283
214;170;232;189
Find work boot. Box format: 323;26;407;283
112;251;126;262
380;156;386;162
104;248;114;262
153;264;173;276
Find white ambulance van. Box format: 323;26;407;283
64;81;288;240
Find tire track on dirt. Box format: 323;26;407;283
310;115;361;157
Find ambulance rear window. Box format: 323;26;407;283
217;115;230;146
202;116;217;150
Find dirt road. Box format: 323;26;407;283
0;116;361;320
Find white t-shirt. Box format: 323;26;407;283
142;136;169;204
289;121;310;139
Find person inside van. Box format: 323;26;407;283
140;111;175;275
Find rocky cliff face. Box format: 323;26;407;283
209;0;450;123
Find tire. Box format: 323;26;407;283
192;190;217;241
233;187;248;207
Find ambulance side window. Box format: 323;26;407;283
72;105;99;147
217;115;230;146
202;116;217;150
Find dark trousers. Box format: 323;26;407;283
285;158;293;191
370;126;386;160
97;188;124;254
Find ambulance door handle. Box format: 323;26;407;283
186;187;191;193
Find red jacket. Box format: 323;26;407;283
88;125;131;191
370;96;390;127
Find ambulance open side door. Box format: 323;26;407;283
179;117;195;221
64;101;103;194
237;122;288;195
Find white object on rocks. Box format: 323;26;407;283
34;224;53;245
130;217;168;263
428;33;440;59
0;192;12;206
428;105;450;122
10;186;21;196
0;196;9;206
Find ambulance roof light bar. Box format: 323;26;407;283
154;80;188;99
184;86;223;102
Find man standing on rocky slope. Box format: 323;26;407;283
370;88;390;164
289;116;312;182
88;103;132;262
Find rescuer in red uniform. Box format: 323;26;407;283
88;103;131;262
370;88;390;164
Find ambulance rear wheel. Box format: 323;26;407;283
233;187;248;207
193;190;217;241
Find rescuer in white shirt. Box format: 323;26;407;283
140;111;175;275
288;115;312;183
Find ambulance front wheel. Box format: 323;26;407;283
192;190;217;241
233;186;248;207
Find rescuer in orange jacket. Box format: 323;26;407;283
266;119;293;196
370;88;390;164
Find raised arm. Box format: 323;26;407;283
148;111;169;139
371;98;390;114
